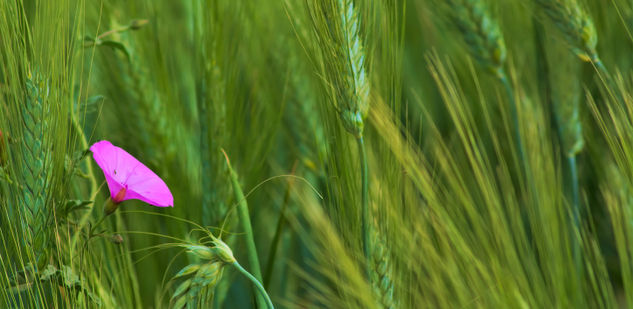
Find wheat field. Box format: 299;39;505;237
2;0;633;308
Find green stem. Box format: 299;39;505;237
69;107;99;256
197;75;212;227
357;136;371;276
263;165;295;288
567;155;582;271
594;57;610;78
568;156;580;223
499;73;527;172
222;149;265;308
233;261;274;309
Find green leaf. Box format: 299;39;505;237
99;40;131;61
63;200;93;215
39;264;58;281
60;266;81;288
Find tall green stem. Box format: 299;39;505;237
594;58;610;79
233;261;274;309
263;164;296;288
499;73;527;172
197;77;213;227
358;136;370;276
223;150;265;308
568;156;580;224
70;107;99;257
567;155;581;270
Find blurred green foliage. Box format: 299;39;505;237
2;0;633;308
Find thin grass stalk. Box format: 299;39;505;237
197;74;213;228
499;75;527;172
263;164;296;288
565;155;582;296
358;136;370;270
69;101;99;256
567;156;580;226
222;149;265;308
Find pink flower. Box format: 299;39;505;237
90;140;173;210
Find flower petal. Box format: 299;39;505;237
90;140;173;207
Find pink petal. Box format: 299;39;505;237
90;140;173;207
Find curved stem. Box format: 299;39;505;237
357;136;371;277
233;261;274;309
222;149;265;308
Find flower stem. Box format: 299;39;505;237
233;261;274;309
357;136;371;277
222;149;265;308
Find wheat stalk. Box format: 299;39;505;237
305;1;401;307
306;0;372;273
307;0;371;240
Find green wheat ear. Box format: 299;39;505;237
446;0;507;77
370;229;396;309
17;70;52;265
533;0;599;63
